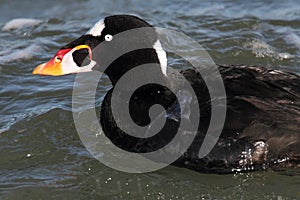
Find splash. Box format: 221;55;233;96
1;18;42;31
0;43;41;63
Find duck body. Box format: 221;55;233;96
184;65;300;172
101;64;300;173
33;15;300;173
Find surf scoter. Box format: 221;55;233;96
33;15;300;173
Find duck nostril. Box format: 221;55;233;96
54;56;62;63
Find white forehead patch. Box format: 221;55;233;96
86;19;105;36
153;40;167;76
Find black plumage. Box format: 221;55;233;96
40;15;300;173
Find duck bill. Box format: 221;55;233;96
32;59;63;76
33;46;92;76
33;47;73;76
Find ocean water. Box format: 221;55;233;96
0;0;300;199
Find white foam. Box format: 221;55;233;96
243;39;274;58
2;18;42;31
0;43;41;63
284;33;300;49
244;39;294;60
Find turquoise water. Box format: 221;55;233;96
0;0;300;199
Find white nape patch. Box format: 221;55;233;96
86;19;105;37
153;40;167;76
2;18;42;31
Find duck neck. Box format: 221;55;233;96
104;47;167;86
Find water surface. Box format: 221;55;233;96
0;0;300;199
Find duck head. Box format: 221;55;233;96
33;15;167;84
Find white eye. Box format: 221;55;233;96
104;34;113;41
